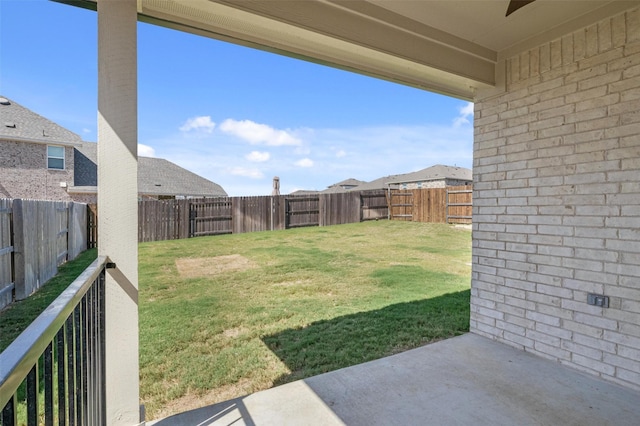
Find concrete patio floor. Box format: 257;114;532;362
149;333;640;425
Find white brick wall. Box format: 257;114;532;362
472;7;640;391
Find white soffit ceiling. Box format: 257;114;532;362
371;0;634;58
60;0;636;99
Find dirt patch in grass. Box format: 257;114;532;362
175;255;257;278
222;326;248;338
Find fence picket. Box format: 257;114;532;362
0;199;13;310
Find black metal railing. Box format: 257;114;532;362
0;256;108;426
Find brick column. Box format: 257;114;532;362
97;0;141;424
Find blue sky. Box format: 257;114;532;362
1;0;473;196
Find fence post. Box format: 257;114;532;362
86;204;98;249
318;194;326;227
284;197;289;229
177;199;187;239
68;202;87;261
12;199;25;300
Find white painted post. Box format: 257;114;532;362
97;0;141;424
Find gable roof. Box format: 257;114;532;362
73;142;227;197
321;178;366;194
353;165;472;191
0;96;82;146
330;178;365;188
350;173;406;192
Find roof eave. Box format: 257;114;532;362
56;0;495;101
0;135;83;147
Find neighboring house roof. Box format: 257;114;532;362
73;142;227;197
350;174;406;192
289;189;319;196
331;178;365;188
393;165;472;184
292;166;471;195
0;96;82;146
320;178;366;194
138;157;227;197
352;165;472;191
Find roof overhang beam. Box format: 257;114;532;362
55;0;497;100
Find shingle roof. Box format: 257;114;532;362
74;142;227;197
350;174;406;192
138;157;227;197
352;165;472;191
0;96;82;146
320;178;366;194
331;178;365;188
394;165;472;184
289;189;319;196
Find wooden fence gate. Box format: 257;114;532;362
189;199;233;237
388;186;472;224
446;187;473;224
389;191;413;221
285;196;320;228
360;191;388;221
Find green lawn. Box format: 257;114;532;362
139;220;472;419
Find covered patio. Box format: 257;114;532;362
150;334;640;425
2;1;639;424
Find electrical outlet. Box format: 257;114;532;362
587;293;609;308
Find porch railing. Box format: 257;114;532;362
0;256;108;425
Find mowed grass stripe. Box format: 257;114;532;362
139;221;471;419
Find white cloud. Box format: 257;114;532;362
453;102;474;127
180;116;216;133
138;143;156;157
220;119;302;146
336;149;346;158
295;158;314;168
229;167;264;179
246;151;271;162
461;102;474;116
82;128;91;134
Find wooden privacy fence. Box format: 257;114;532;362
388;186;472;224
131;190;389;243
90;187;470;246
0;199;88;311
